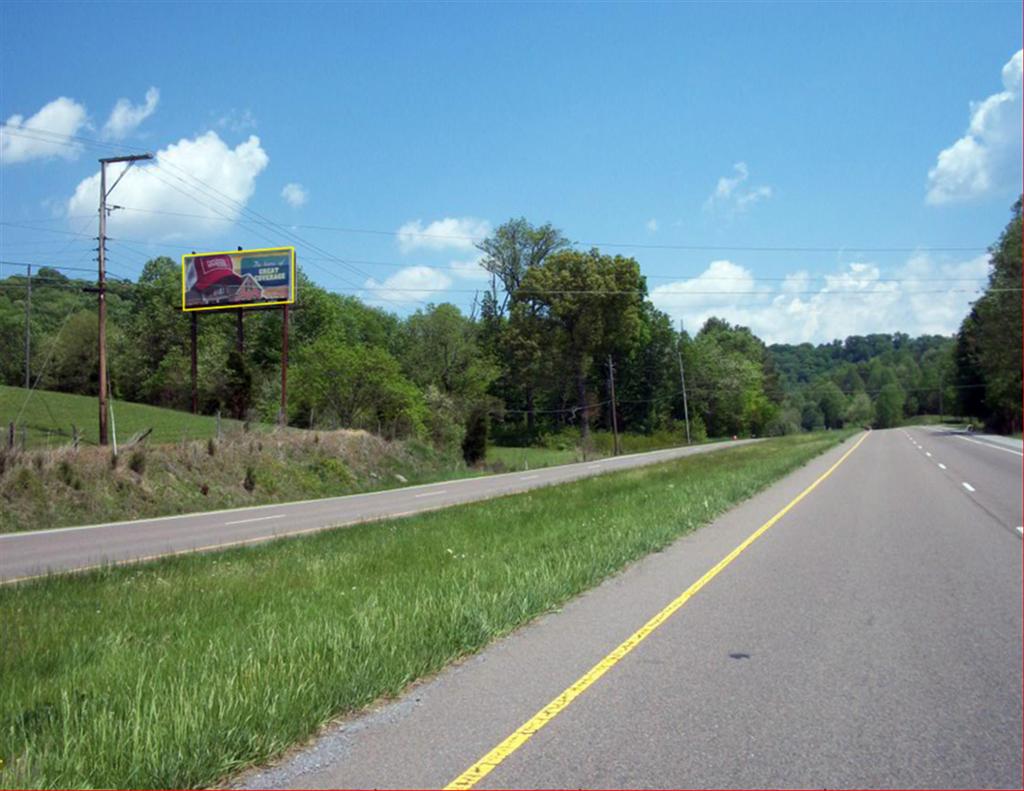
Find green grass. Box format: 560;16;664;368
486;444;583;470
0;385;253;449
0;430;852;789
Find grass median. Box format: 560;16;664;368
0;430;854;789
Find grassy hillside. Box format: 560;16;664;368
0;385;250;449
0;427;470;533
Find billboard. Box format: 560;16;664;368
182;247;295;311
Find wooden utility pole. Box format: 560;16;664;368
607;354;620;456
677;321;692;445
280;304;289;424
190;313;199;414
23;264;30;389
97;153;152;445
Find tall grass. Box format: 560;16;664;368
0;431;852;789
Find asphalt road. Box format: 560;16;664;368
236;428;1022;790
0;438;756;584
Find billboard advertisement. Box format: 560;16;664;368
182;247;295;311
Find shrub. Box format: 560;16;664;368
243;465;256;492
462;406;489;465
128;449;146;475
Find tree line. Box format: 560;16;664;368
2;203;1019;456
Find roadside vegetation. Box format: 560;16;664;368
0;426;467;534
7;205;1018;484
0;430;852;789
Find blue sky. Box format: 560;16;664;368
1;1;1021;343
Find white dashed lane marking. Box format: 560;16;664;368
414;490;448;499
938;463;947;470
962;482;976;493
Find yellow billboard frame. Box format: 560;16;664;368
181;246;296;312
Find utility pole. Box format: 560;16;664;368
677;320;692;445
607;354;620;456
97;153;152;445
23;264;30;389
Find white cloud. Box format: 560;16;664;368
102;87;159;140
926;50;1023;205
704;162;773;213
67;131;269;238
646;218;659;233
650;255;990;344
1;97;88;164
215;108;258;133
363;265;452;305
281;182;308;208
397;217;490;253
449;255;490;281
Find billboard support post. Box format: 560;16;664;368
280;304;289;425
190;312;198;415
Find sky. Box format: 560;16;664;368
1;1;1021;345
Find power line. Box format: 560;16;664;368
0;125;992;254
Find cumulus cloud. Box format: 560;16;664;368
281;182;308;208
363;265;452;305
67;131;269;238
650;256;990;344
448;256;490;281
397;217;490;253
926;50;1023;205
1;97;88;164
102;87;159;140
704;162;773;213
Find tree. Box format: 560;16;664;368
813;380;848;429
476;218;569;316
518;249;645;441
845;392;874;427
973;197;1022;432
874;383;905;428
291;339;424;439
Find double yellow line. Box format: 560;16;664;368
446;431;869;789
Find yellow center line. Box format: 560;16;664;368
445;431;870;790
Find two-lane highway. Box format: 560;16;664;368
236;428;1022;789
0;438;756;584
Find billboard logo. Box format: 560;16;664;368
182;247;295;311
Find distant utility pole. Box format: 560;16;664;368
607;354;620;456
24;264;31;389
97;153;152;445
677;321;692;445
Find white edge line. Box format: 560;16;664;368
954;434;1024;457
414;490;447;498
0;439;758;540
224;514;285;526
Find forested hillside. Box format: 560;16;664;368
2;206;1019;455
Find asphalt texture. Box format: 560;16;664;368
0;439;757;583
235;428;1023;790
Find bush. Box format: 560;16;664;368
128;448;146;475
462;406;489;465
243;465;256;492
